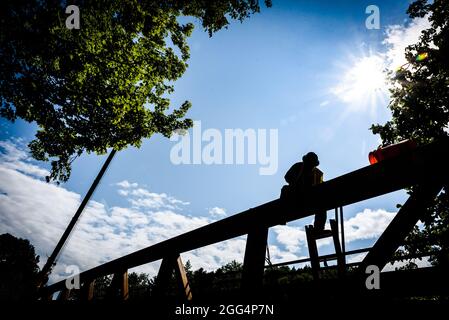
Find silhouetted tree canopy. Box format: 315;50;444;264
0;233;41;301
371;0;449;267
0;0;271;182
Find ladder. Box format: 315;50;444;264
305;218;345;280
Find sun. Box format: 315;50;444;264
331;54;389;116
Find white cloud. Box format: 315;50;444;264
116;182;190;210
319;100;329;107
117;189;129;196
183;237;247;271
0;140;49;178
208;207;227;218
267;245;303;263
115;180;138;188
271;208;396;257
382;256;431;272
346;252;368;264
383;16;431;70
272;225;306;253
344;209;395;242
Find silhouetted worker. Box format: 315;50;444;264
281;152;327;232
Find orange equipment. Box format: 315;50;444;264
369;140;417;164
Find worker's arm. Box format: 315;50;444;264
285;162;303;185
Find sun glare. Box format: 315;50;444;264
331;54;389;116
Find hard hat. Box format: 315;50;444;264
303;152;319;166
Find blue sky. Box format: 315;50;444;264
0;1;432;281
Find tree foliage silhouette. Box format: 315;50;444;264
0;233;41;301
0;0;271;182
371;0;449;267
